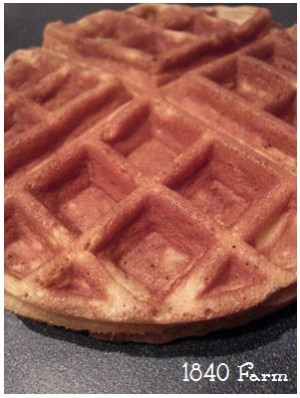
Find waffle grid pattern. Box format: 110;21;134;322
4;5;296;341
43;4;271;90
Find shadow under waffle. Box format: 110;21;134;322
16;302;296;358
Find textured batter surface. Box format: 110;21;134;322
4;4;296;344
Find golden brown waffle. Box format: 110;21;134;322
5;5;296;344
43;4;272;90
163;25;297;172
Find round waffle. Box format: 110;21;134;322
5;5;296;343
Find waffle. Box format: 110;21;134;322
5;5;296;344
43;4;272;91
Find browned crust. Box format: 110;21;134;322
4;6;296;345
5;283;296;344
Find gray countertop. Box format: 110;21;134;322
5;305;296;394
4;4;297;394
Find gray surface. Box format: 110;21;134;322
4;4;297;394
5;306;296;394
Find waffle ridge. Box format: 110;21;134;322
5;4;296;343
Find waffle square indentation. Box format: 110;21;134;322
169;141;278;228
96;194;214;294
4;51;100;112
29;147;135;234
